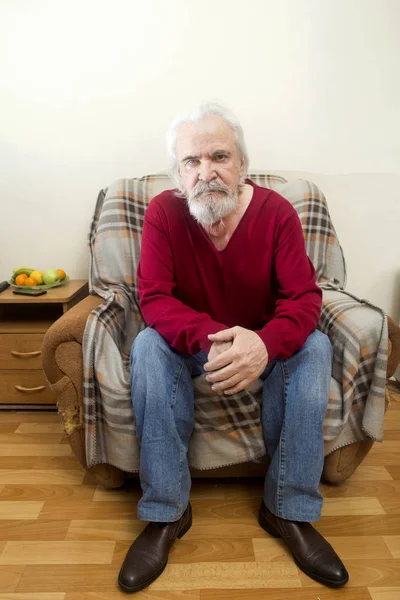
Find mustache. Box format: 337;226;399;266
191;180;230;200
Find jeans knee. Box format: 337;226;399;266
305;330;332;366
130;327;167;366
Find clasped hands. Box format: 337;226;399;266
204;326;269;396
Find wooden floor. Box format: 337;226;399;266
0;388;400;599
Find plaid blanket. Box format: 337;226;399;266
83;173;388;472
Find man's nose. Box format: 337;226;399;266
198;160;217;183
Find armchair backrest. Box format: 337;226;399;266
88;172;346;307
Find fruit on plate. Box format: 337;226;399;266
15;273;28;286
30;270;44;285
12;267;35;279
42;268;61;285
56;269;66;281
24;277;37;286
11;266;67;287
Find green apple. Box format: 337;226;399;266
43;268;61;285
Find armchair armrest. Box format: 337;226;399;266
41;292;126;489
42;294;104;385
319;288;389;449
319;289;399;381
318;289;398;482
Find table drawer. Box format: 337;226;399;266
0;370;56;405
0;333;44;369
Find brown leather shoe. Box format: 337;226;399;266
258;501;349;587
118;503;192;593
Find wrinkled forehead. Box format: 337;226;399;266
175;115;237;160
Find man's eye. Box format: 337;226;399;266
214;154;227;161
186;159;198;166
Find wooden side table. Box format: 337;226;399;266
0;280;88;408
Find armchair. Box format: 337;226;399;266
42;173;400;489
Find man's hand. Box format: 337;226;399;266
204;327;268;395
208;339;233;364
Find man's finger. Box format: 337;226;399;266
223;380;249;395
211;373;242;392
204;347;236;371
206;364;238;384
208;328;235;343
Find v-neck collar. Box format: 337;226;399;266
184;179;258;254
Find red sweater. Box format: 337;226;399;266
137;180;322;361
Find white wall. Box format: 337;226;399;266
1;0;399;319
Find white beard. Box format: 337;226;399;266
186;181;239;226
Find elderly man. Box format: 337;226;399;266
118;103;349;592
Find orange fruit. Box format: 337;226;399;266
15;273;28;286
57;269;66;280
24;277;37;286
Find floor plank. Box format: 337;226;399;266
66;519;141;542
0;471;85;485
368;588;400;600
111;537;256;566
381;413;400;430
321;480;400;498
0;458;37;470
0;433;64;445
0;520;70;541
0;425;19;434
321;497;385;516
0;444;71;457
0;594;65;599
148;562;302;590
37;500;136;521
92;486;141;502
15;423;65;434
0;541;115;565
0;566;25;593
253;535;393;561
200;589;372;599
0;412;59;423
361;452;400;466
345;466;393;481
0;484;95;502
0;501;43;520
386;467;400;480
31;456;84;470
382;536;400;558
65;593;200;600
379;496;400;514
315;514;400;536
16;565;127;592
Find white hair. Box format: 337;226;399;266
166;102;249;189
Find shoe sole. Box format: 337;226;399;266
258;512;349;588
118;514;193;594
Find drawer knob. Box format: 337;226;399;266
15;385;46;393
10;350;41;358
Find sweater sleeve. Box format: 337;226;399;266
256;211;322;362
137;201;227;355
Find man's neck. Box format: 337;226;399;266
202;183;254;248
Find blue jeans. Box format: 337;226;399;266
130;328;332;523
